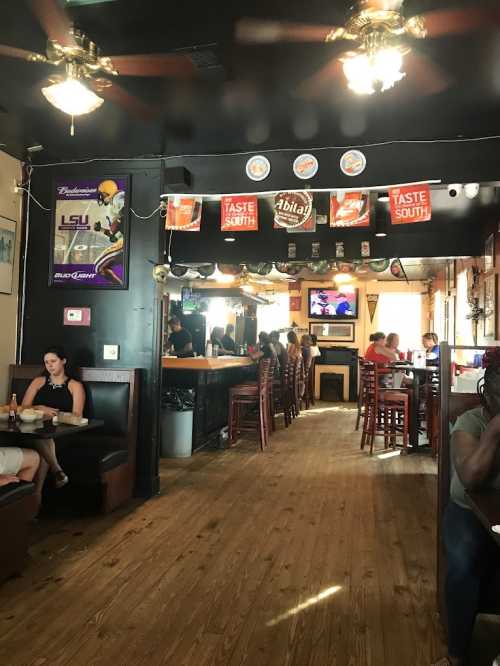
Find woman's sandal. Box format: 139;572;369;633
54;470;69;488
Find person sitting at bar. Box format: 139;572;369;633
270;331;288;370
309;334;322;359
21;346;86;489
434;347;500;666
301;334;313;367
167;316;193;355
287;331;302;361
210;326;234;355
423;332;440;360
221;324;237;354
249;331;277;365
365;332;398;364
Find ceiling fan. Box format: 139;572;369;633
0;0;195;133
236;0;500;97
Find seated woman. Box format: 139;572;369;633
365;332;398;364
423;332;440;360
301;334;313;368
309;334;322;359
287;331;302;361
22;346;85;489
434;347;500;666
386;333;405;361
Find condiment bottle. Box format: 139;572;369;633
8;393;17;424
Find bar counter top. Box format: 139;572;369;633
162;356;255;371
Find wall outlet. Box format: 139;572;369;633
103;344;119;360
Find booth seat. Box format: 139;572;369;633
0;480;37;583
9;366;140;514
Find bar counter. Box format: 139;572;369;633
162;356;257;452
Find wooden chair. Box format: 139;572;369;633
228;359;272;451
291;356;303;418
301;350;314;410
273;360;293;428
356;357;365;431
360;361;410;455
437;343;500;637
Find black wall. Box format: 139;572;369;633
21;159;163;497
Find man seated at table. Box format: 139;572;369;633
166;317;193;356
434;347;500;666
249;331;278;368
221;324;237;354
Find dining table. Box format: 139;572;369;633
389;363;439;453
0;417;104;442
466;489;500;548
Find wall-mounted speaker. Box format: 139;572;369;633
164;166;192;192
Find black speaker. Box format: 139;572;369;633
164;166;192;192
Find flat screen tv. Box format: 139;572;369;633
308;288;359;320
181;287;201;314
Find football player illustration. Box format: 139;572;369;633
93;180;126;286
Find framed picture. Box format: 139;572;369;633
484;233;495;273
0;216;16;295
49;176;130;289
483;274;497;338
309;321;355;342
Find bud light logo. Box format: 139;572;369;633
54;271;96;280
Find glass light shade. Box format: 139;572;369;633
41;79;104;116
343;48;406;95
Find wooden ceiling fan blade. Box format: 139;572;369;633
297;58;343;99
93;81;156;121
236;18;338;44
30;0;77;48
405;51;451;96
108;54;195;78
422;7;500;38
0;44;48;62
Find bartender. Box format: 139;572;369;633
167;316;193;355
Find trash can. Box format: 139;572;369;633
160;389;195;458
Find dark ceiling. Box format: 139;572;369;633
1;0;500;162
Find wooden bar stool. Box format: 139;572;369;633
360;362;410;455
273;360;293;427
301;352;314;410
228;359;272;450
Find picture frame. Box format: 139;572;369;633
483;274;497;339
309;321;355;342
0;216;16;295
49;175;130;289
484;233;495;273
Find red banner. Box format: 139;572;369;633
221;195;258;232
389;184;431;225
330;191;370;228
165;196;202;231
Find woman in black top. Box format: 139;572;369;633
22;346;85;488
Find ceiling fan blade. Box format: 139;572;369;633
92;81;156;121
421;7;500;38
296;58;344;99
107;54;195;78
236;18;339;44
405;51;451;96
30;0;77;48
0;44;48;62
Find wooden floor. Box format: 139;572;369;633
0;403;498;665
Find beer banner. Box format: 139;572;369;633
330;191;370;228
389;184;431;225
274;191;313;229
366;294;379;323
51;176;129;289
287;208;316;233
165;196;202;231
221;195;258;232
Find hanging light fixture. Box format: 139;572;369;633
41;63;104;135
342;46;406;95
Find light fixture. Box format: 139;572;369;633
342;47;406;96
377;192;389;203
333;272;353;284
447;184;462;198
212;266;235;284
375;215;388;238
241;284;254;293
224;237;236;242
464;183;480;199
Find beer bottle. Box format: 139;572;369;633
8;393;17;424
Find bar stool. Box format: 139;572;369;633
228;359;272;450
291;356;303;418
360;362;410;455
356;357;365;431
273;360;293;427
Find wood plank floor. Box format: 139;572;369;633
1;402;499;665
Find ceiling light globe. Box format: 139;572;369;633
41;79;104;116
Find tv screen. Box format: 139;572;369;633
181;287;200;314
308;288;358;319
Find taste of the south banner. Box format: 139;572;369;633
330;191;370;228
221;195;258;231
389;184;431;225
50;177;129;289
166;196;202;231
